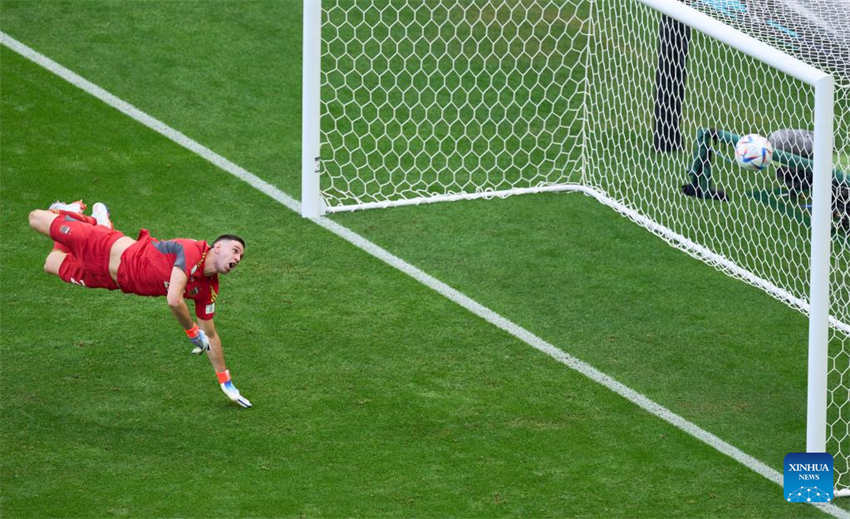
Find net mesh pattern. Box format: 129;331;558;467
317;0;849;491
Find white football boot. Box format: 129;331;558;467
92;202;113;229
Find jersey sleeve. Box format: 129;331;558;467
152;238;203;277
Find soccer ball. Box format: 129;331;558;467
734;133;773;171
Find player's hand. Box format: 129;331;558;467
217;369;251;408
186;324;210;354
220;381;252;408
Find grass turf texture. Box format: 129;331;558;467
1;1;846;517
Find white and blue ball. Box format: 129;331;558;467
734;133;773;171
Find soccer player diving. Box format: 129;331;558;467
28;200;252;408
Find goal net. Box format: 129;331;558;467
583;0;849;497
303;0;849;496
307;0;587;212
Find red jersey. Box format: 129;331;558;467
117;229;220;320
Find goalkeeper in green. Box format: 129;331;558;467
769;129;849;231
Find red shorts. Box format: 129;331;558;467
50;215;124;290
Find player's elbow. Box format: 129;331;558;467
166;294;184;308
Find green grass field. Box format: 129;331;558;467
1;1;848;517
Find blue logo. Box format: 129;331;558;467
784;452;833;503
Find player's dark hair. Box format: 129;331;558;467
213;234;245;248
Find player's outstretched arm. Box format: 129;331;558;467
199;318;252;408
166;267;212;353
166;267;193;329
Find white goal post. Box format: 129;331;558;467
302;0;849;497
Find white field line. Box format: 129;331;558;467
2;31;847;517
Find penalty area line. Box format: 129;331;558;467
2;30;847;518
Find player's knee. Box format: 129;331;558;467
43;250;65;276
29;209;55;235
28;210;40;229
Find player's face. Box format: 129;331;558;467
215;240;244;274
